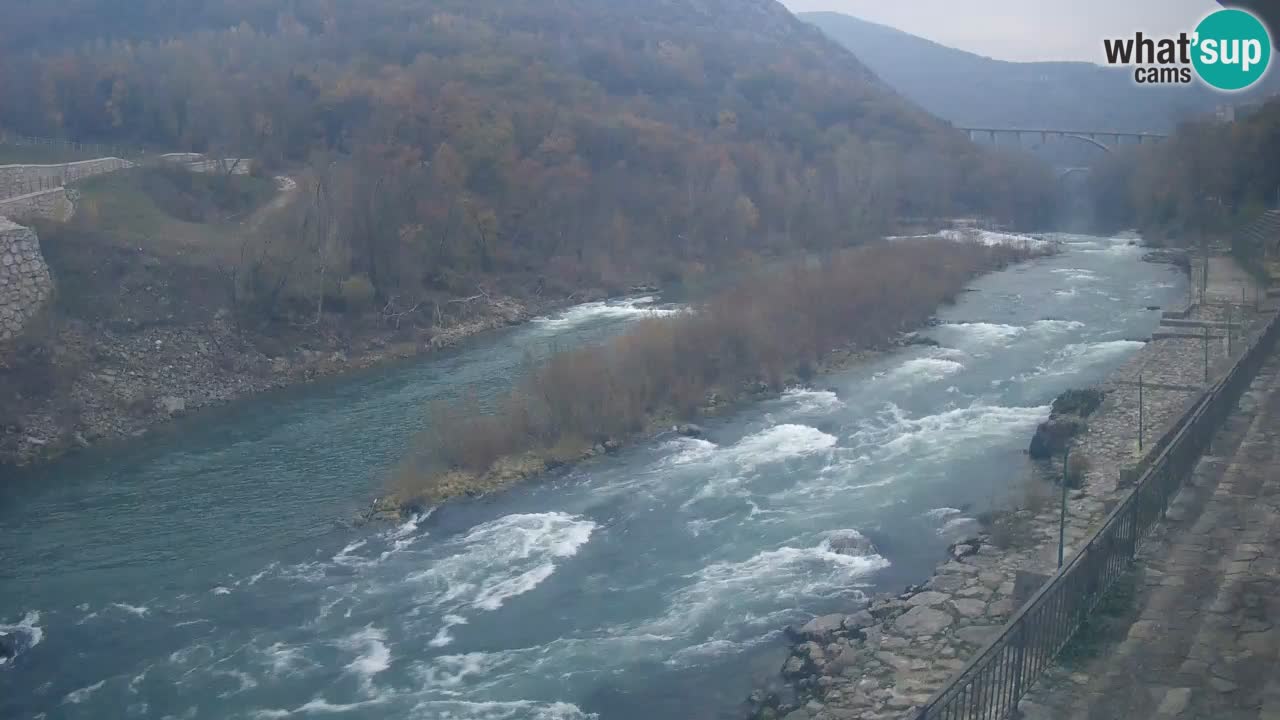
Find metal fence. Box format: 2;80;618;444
914;306;1280;720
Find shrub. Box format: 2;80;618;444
1065;453;1092;488
337;274;376;312
398;238;1044;493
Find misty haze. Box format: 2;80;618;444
1;2;1278;720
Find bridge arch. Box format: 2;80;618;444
1056;134;1112;154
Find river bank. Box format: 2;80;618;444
0;291;566;468
747;251;1268;720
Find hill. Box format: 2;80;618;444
0;1;1054;309
801;11;1272;133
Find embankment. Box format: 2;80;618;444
750;254;1272;720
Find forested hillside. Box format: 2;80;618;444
802;11;1275;134
0;0;1055;318
1087;99;1280;248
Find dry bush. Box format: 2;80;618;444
1065;452;1092;488
401;238;1040;485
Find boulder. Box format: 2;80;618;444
905;591;950;608
902;333;941;348
796;614;846;642
894;606;954;635
156;395;187;416
1050;388;1105;418
0;632;15;661
677;423;705;438
1028;417;1083;459
782;655;808;677
825;529;876;557
842;610;874;632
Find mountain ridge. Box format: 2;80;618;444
801;10;1271;133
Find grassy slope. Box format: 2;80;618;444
72;168;275;265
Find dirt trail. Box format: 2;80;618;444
243;175;298;235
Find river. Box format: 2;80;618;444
0;234;1185;720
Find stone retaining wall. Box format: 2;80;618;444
0;157;133;200
0;187;75;223
0;218;53;343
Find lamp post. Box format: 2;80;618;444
1138;373;1144;453
1059;448;1069;570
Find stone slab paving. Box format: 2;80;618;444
1019;346;1280;720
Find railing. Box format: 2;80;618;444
914;306;1280;720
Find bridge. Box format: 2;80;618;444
956;126;1170;153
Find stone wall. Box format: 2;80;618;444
159;154;252;175
0;218;53;343
0;187;75;223
0;157;134;200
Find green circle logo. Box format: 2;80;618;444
1192;9;1272;91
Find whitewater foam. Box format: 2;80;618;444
1030;340;1146;379
778;388;844;415
111;603;150;617
933;322;1025;350
882;357;965;385
939;517;982;540
725;424;838;470
938;228;1050;249
531;297;683;331
341;626;391;694
409;700;598;720
259;642;312;677
430;614;470;648
658;437;719;467
1051;268;1099;283
63;679;106;704
851;402;1049;463
642;537;888;639
0;611;42;666
407;512;596;613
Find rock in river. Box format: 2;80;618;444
825;529;876;556
0;632;16;662
1028;416;1083;460
677;423;705;438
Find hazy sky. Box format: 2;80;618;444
780;0;1224;63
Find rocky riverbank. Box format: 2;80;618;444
0;293;556;468
744;255;1272;720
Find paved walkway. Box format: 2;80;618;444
1021;347;1280;720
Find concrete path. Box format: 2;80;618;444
1020;347;1280;720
